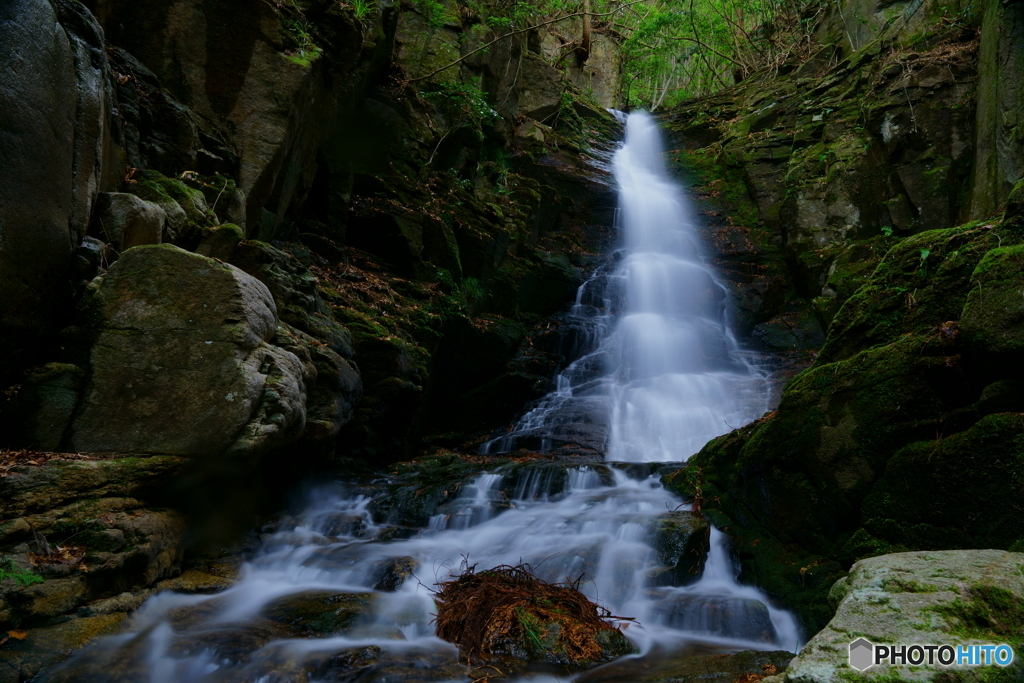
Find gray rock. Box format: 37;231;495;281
91;192;166;251
778;550;1024;682
515;55;566;121
0;0;118;361
69;244;314;457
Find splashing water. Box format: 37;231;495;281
46;113;798;683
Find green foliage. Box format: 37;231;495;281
351;0;374;20
0;559;43;587
460;277;487;304
619;0;826;108
422;82;499;127
414;0;450;26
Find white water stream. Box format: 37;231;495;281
47;112;797;683
482;112;768;460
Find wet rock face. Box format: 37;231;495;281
0;0;118;376
651;512;711;586
649;595;777;644
777;550;1024;683
69;244;312;457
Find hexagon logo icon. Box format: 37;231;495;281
849;638;875;671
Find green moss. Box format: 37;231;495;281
820;222;1007;363
862;413;1024;551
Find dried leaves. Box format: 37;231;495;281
28;545;87;568
0;630;28;648
433;563;626;665
0;450;98;478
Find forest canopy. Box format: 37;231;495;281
410;0;828;109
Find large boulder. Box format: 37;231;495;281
774;550;1024;682
69;244;314;457
0;0;119;374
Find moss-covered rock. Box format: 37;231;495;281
68;244;315;458
127;170;216;246
861;413;1024;552
961;244;1024;366
0;456;189;631
820;224;1006;364
0;613;128;682
777;550;1024;683
591;649;794;683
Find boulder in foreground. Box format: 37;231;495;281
772;550;1024;682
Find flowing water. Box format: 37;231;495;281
481;112;768;460
47;112;797;683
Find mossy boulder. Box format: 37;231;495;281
777;550;1024;683
961;244;1024;366
69;244;314;457
861;413;1024;552
127;170;216;245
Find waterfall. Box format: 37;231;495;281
45;113;798;683
483;111;769;461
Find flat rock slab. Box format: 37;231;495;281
775;550;1024;682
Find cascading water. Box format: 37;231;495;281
46;113;797;683
481;112;768;460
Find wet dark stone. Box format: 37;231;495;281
371;556;417;591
